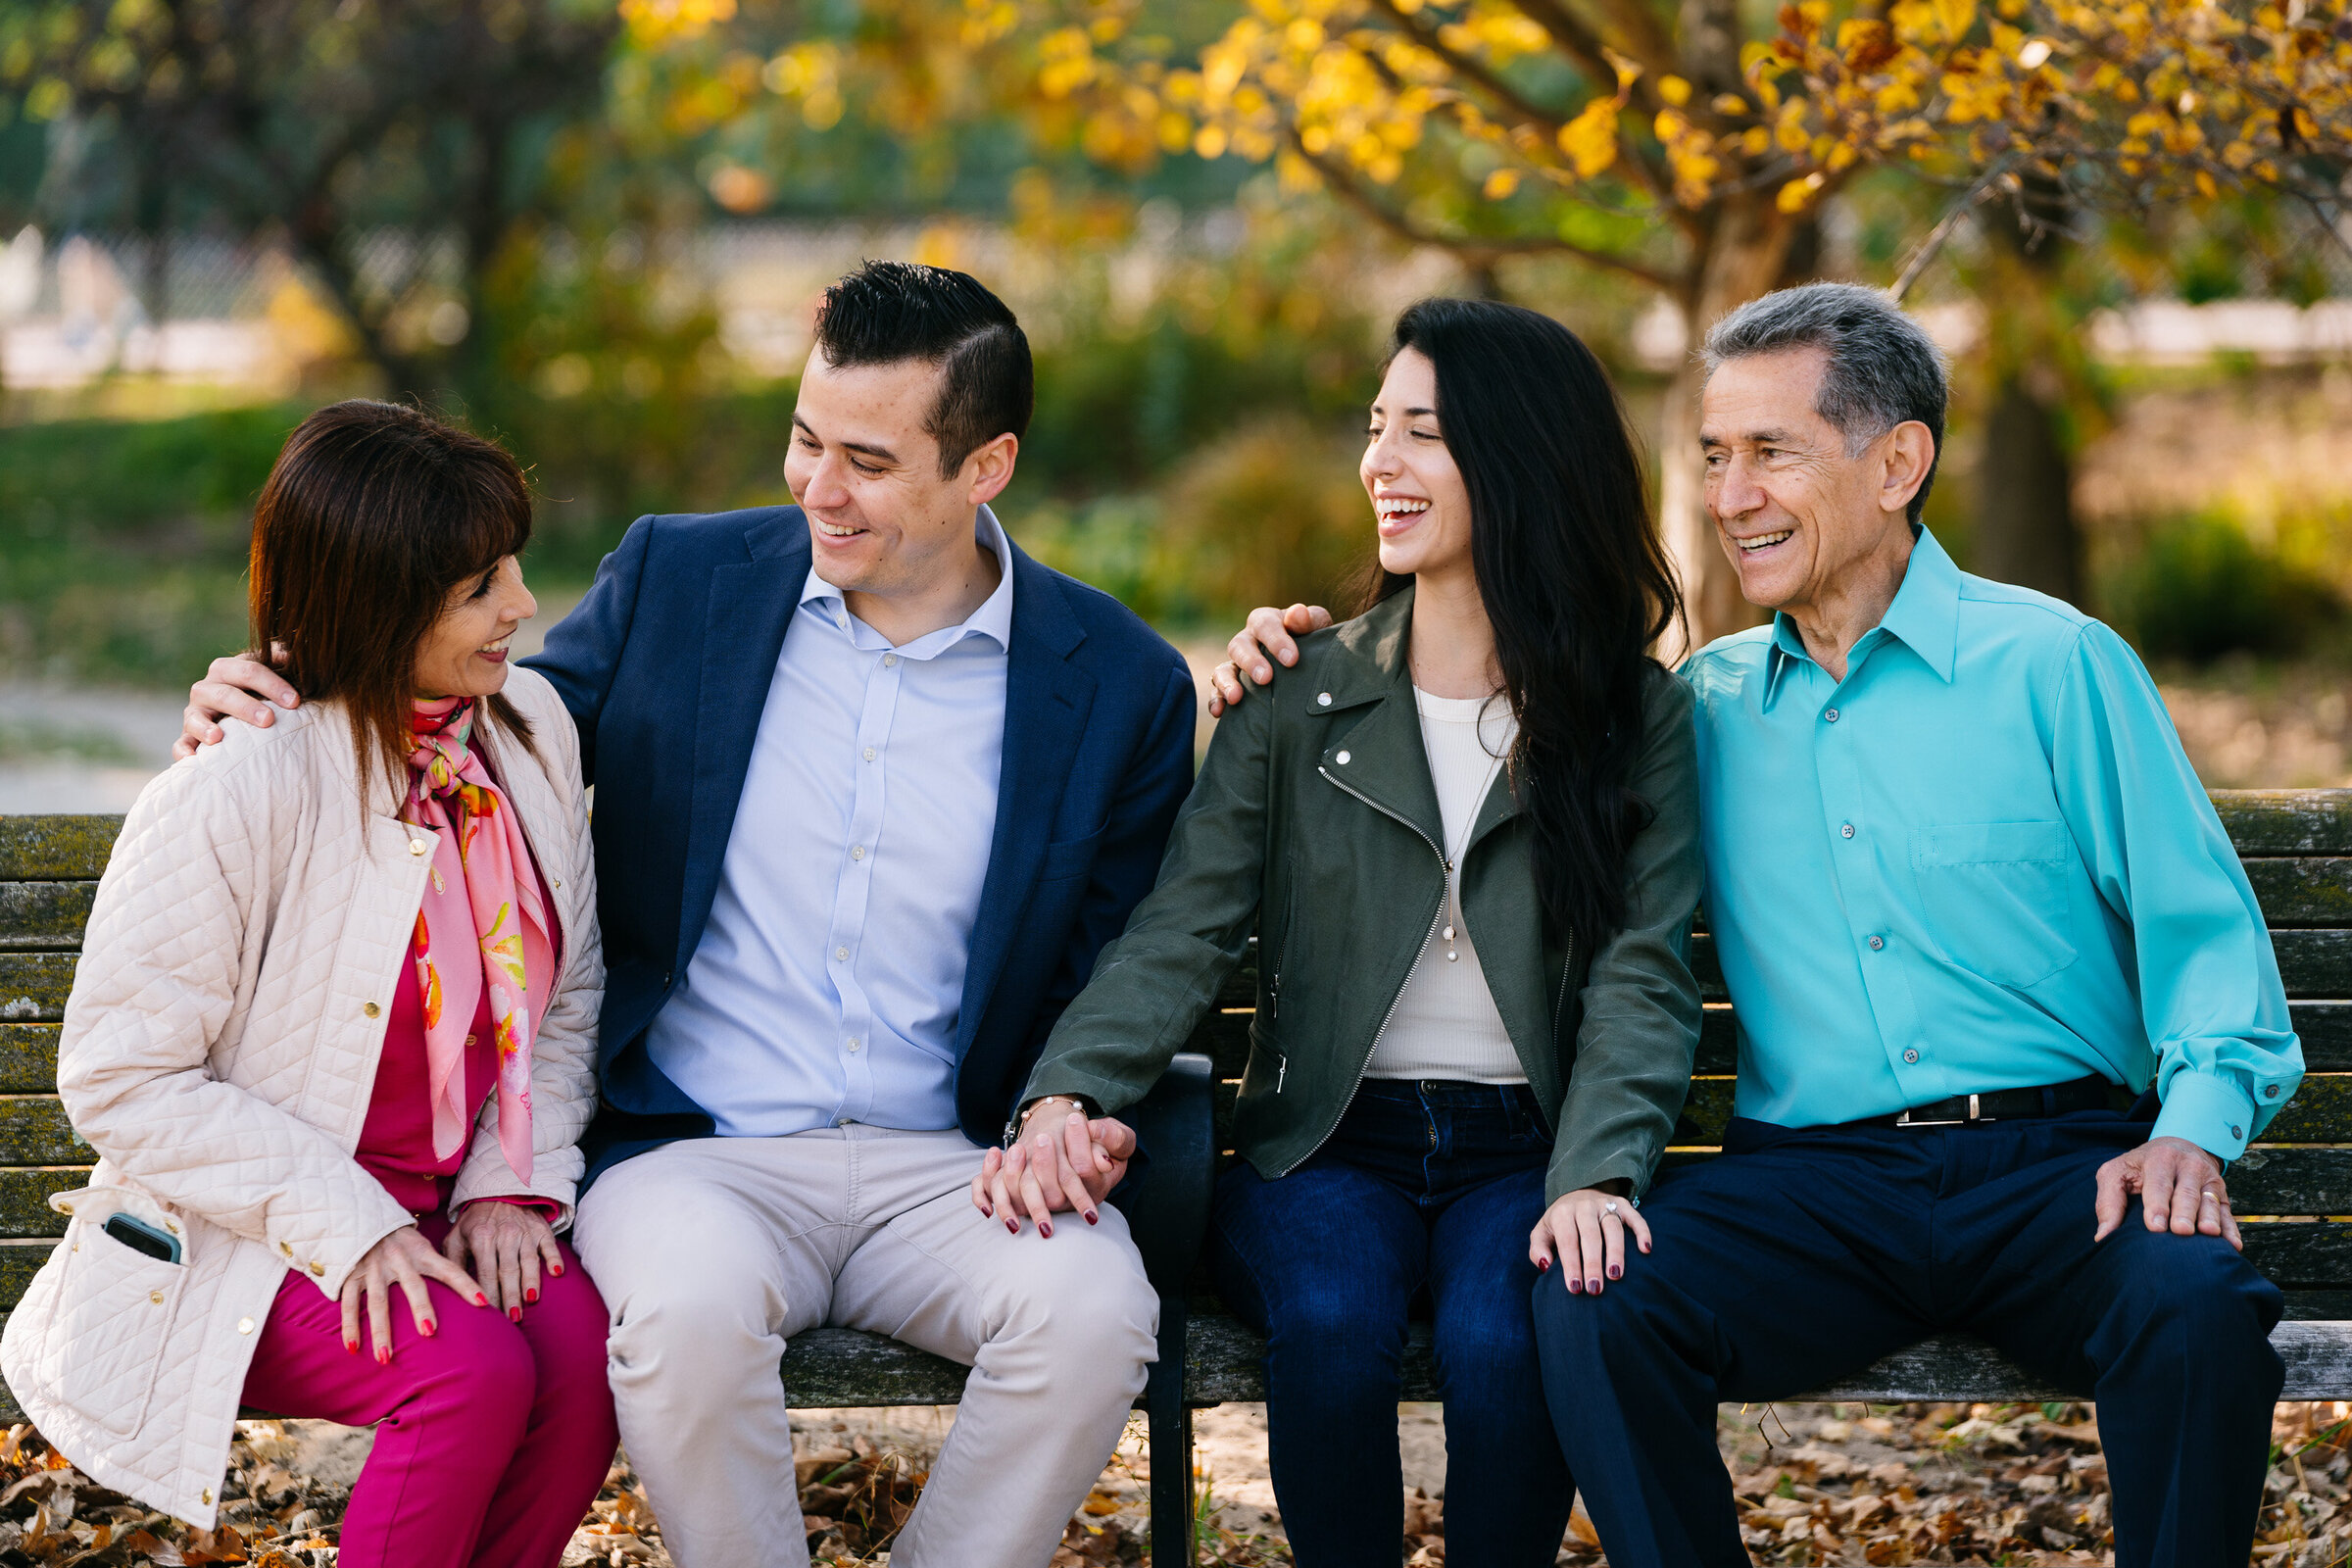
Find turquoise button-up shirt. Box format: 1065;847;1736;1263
1683;527;2302;1160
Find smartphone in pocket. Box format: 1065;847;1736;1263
102;1212;181;1265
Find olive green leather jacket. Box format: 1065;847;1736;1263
1022;588;1703;1202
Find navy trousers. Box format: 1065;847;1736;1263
1212;1079;1575;1566
1536;1111;2283;1568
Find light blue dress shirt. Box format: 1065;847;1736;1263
1684;527;2303;1160
645;509;1016;1137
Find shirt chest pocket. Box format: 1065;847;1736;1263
1909;820;2078;988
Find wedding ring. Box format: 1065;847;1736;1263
1603;1201;1619;1214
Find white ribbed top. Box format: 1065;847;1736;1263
1364;688;1527;1084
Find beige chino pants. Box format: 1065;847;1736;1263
572;1126;1159;1568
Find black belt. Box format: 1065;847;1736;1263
1877;1074;2130;1128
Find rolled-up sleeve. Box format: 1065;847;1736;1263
2049;620;2303;1159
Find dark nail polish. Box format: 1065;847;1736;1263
1084;1211;1098;1225
1005;1219;1018;1234
982;1203;994;1218
1608;1265;1622;1280
1587;1278;1601;1293
1040;1221;1054;1238
1569;1277;1584;1294
1537;1256;1552;1272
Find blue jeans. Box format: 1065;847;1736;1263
1210;1079;1574;1566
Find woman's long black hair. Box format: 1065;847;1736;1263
1359;297;1683;952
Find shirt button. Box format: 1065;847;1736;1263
237;1317;255;1335
1839;822;1855;839
1317;692;1332;707
408;839;429;856
1868;935;1885;951
862;747;876;761
883;653;898;667
1336;751;1351;764
363;1002;380;1018
851;845;865;860
1824;708;1839;722
835;946;849;960
847;1038;861;1053
2230;1124;2244;1140
1902;1049;1920;1064
2267;1084;2282;1098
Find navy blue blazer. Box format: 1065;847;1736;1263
521;505;1198;1183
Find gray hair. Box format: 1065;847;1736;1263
1700;281;1949;526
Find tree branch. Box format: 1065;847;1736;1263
1287;126;1680;290
1362;0;1567;137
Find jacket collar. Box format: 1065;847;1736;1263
1313;586;1518;855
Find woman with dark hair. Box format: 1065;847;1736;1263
993;298;1704;1562
0;401;615;1566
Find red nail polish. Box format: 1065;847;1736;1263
376;1347;390;1365
475;1294;489;1306
1537;1257;1552;1272
550;1263;564;1276
982;1204;994;1218
510;1306;522;1323
345;1340;359;1354
1568;1277;1584;1295
1005;1218;1018;1234
525;1289;538;1303
421;1319;437;1337
1040;1221;1054;1238
1587;1278;1601;1293
1608;1265;1622;1280
1084;1211;1098;1225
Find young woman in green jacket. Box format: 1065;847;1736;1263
993;298;1704;1565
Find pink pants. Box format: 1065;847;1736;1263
239;1215;618;1568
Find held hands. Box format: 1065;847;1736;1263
340;1224;489;1365
1530;1184;1652;1296
445;1200;566;1320
2093;1135;2242;1251
174;651;299;761
969;1102;1137;1238
1205;604;1333;717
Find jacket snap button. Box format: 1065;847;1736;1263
1317;692;1332;706
309;1261;325;1276
201;1490;212;1506
238;1317;255;1335
148;1291;163;1305
1336;751;1351;764
408;840;428;857
363;1002;380;1018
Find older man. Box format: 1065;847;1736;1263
1213;281;2300;1566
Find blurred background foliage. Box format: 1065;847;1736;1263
2;0;2352;784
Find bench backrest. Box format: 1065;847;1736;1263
3;792;2348;1306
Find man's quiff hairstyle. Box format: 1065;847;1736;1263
812;261;1035;479
1701;281;1950;527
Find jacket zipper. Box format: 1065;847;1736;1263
1276;765;1448;1166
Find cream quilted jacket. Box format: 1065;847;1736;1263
0;665;602;1526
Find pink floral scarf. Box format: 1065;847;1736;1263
402;698;555;1181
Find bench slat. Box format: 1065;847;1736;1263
0;818;121;882
0;1029;59;1095
2245;859;2352;928
0;955;73;1022
0;885;96;953
2215;791;2352;856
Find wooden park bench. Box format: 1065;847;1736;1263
4;791;2351;1564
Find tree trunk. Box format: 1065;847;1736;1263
1972;374;2081;603
1658;193;1793;657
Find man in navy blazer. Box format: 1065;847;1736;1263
179;263;1197;1568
